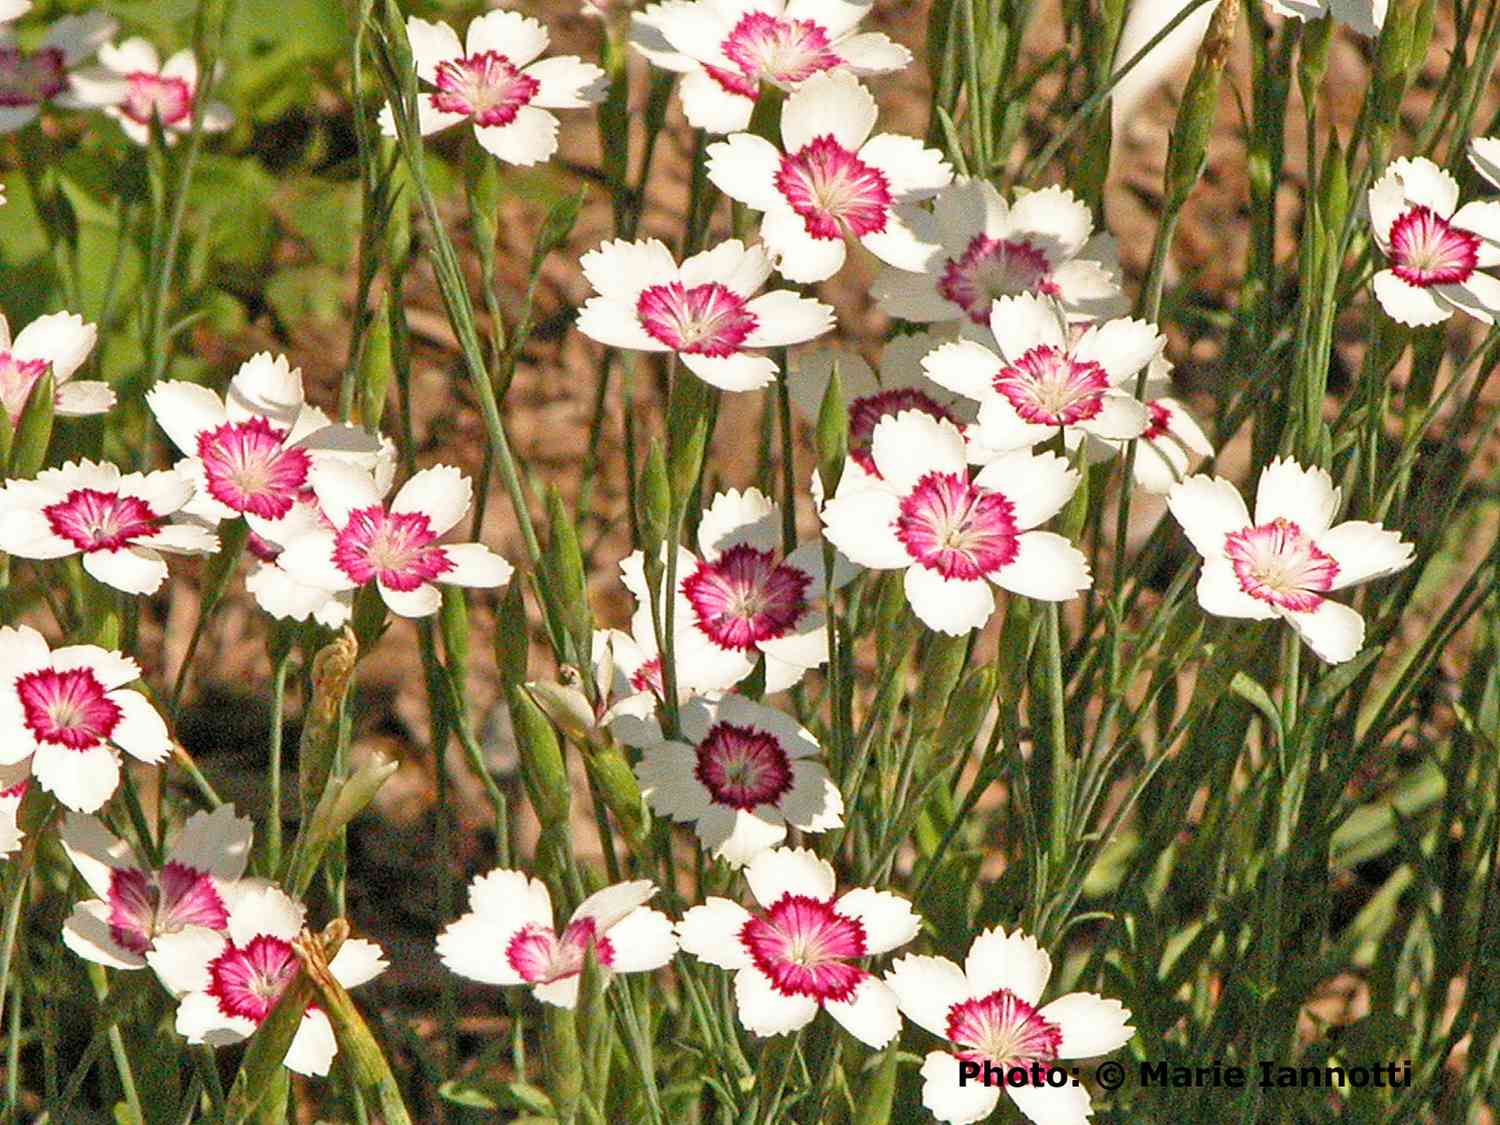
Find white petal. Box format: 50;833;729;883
680;351;779;391
678;68;755;133
1469;136;1500;189
682;239;773;296
871;410;967;490
677;898;755;969
746;845;836;907
743;289;836;347
922;338;999;401
1008;1076;1094;1125
905;566;994;633
698;487;780;557
62;899;145;970
60;813;131;897
48;643;137;689
1367;170;1406;248
169;805;253;881
1391;156;1459;217
380;580;442;618
1008;185;1093;259
975;449;1079;530
705;134;784;211
1166;474;1249;558
54;381;115;416
275;530;352;593
310;460;384;528
697;804;787;866
1196;556;1276;620
146;927;225;996
108;688;171;763
600;907;678;972
759;205;848;283
1049;258;1130;321
781;70;875;152
329;938;388;989
1071;317;1164;384
576;296;668;352
1436;272;1500;323
1286;599;1366;665
580;238;678;303
533;976;582;1008
734;966;820;1036
404;16;463;83
1038;992;1134;1058
10;312;96;381
439;543;513;588
146;522;218;555
145;381;227;457
919;1050;1003;1125
226;352;303;429
466;9;549;64
284;1008;338;1077
873;265;959;322
835;30;914;71
858;134;952;201
824;974;902;1047
964;925;1051;1004
835;888;921;954
1082;393;1151;441
820;488;907;569
1450;201;1500;261
437;913;527;985
474;106;559;166
226;881;305;945
934;177;1009;248
989;292;1067;360
1372;269;1450;326
1253;457;1340;534
33;743;118;812
637;742;715;821
174;989;252;1047
993;532;1091;601
886;954;970;1038
572;879;658;932
525;55;605;108
1316;520;1414;590
391;464;471;533
1327;0;1384;31
469;867;554;927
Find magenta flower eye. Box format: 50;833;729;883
430;51;540;127
939;235;1059;325
895;471;1020;582
775;135;893;241
636;281;759;356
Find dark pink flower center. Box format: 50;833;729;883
707;12;840;99
776;135;892;241
197;417;311;520
939;235;1058;324
0;351;51;425
0;778;28;800
637;282;757;356
106;862;230;956
681;544;810;651
332;506;453;591
629;656;665;699
506;917;615;985
44;488;162;552
945;987;1063;1072
15;666;121;750
740;893;867;1002
1388;204;1480;287
993;345;1110;427
693;721;794;809
208;934;298;1023
1142;400;1173;441
429;51;539;127
895;471;1019;580
1223;518;1339;613
0;45;66;107
847;388;954;477
122;71;193;127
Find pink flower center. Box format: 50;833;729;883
636;282;757;356
630;656;665;699
208;934;298;1023
945;988;1063;1072
681;544;810;651
332;506;453;591
15;666;122;750
895;471;1019;580
707;12;840;99
197;417;311;520
693;721;795;809
122;71;193;127
0;45;66;107
44;488;162;552
740;894;868;1002
0;778;28;801
939;235;1058;325
993;345;1110;427
506;917;615;985
776;135;892;241
106;862;229;956
430;51;539;127
1142;400;1173;441
847;388;954;477
1223;518;1339;613
1388;204;1480;287
0;351;51;425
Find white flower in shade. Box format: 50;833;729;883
623;488;849;693
0;763;29;858
589;623;671;746
821;412;1090;634
1368;157;1500;327
872;179;1128;327
146;352;386;534
790;334;979;491
706;72;951;283
0;11;114;132
1167;458;1415;664
922;292;1162;454
68;39;232;145
0;625;170;813
625;693;842;865
60;805;252;969
886;927;1134;1125
1264;0;1384;36
1471;137;1500;189
147;882;386;1077
275;461;512;619
0;312;112;425
677;846;919;1046
437;871;677;1008
0;460;217;594
378;12;604;167
630;0;909;134
577;238;834;391
0;2;32;23
1093;357;1213;494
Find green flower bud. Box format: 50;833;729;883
511;684;571;831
